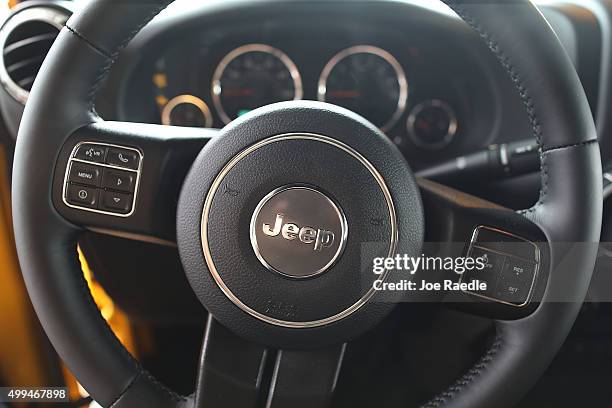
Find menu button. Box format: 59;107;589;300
68;162;101;187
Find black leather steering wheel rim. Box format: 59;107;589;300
11;1;602;407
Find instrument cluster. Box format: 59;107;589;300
149;41;463;158
112;6;505;171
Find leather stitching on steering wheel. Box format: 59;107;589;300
428;1;546;405
440;1;549;216
64;25;109;58
67;1;174;114
420;335;502;408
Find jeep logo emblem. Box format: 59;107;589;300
262;213;335;251
250;186;348;278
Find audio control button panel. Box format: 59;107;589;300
62;142;142;217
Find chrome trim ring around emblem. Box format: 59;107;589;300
250;185;349;279
200;133;398;328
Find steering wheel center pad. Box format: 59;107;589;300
177;102;423;347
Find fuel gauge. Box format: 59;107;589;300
407;99;457;149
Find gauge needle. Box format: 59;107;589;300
328;90;361;98
417;120;431;131
224;88;255;96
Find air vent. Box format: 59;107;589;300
0;7;68;104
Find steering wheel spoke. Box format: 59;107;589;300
418;178;549;320
194;315;345;408
52;120;217;244
194;315;268;408
265;343;346;408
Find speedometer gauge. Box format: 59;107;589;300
212;44;303;124
318;45;408;132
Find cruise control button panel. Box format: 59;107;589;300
461;226;540;307
63;142;142;216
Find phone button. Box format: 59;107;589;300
106;148;139;170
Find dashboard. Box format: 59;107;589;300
100;0;540;172
155;41;454;147
0;0;602;184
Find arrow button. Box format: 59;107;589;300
102;169;135;193
101;191;132;214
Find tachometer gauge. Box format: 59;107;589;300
407;99;458;149
318;45;408;132
212;44;303;124
161;95;213;128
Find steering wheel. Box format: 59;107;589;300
11;0;602;407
